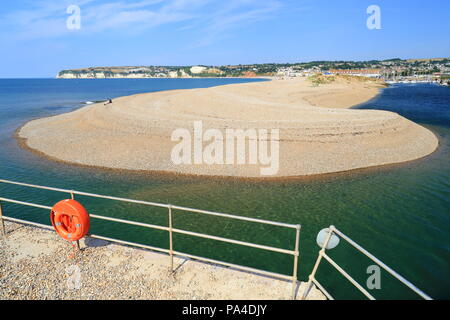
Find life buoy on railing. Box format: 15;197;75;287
50;199;90;241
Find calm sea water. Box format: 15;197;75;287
0;79;449;299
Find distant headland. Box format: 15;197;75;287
56;58;450;79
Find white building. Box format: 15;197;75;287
190;66;207;74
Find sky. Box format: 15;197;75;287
0;0;449;78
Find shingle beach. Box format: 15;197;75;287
18;77;438;177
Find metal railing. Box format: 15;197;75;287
302;225;432;300
0;178;301;299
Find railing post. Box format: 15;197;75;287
168;205;174;272
291;224;301;299
301;225;335;300
0;201;5;237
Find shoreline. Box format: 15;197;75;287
14;124;441;184
56;76;273;80
17;77;439;178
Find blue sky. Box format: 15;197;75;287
0;0;449;78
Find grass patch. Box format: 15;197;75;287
308;74;336;86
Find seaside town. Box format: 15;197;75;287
57;58;450;85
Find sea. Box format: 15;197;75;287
0;78;449;299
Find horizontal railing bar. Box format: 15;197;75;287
0;179;296;228
2;216;53;230
0;197;170;232
0;197;293;254
171;227;295;255
322;252;375;300
0;197;52;210
0;197;170;231
332;227;432;300
2;216;291;283
2;216;171;254
311;277;334;300
0;179;168;209
87;234;171;254
0;179;75;195
89;214;170;232
171;205;298;229
73;190;169;209
172;250;294;281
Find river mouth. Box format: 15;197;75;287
1;80;449;299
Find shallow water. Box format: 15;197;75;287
0;80;449;299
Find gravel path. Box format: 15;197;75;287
0;222;325;300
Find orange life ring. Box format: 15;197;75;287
50;199;90;241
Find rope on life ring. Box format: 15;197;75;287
50;199;90;242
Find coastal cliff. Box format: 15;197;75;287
58;66;230;79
